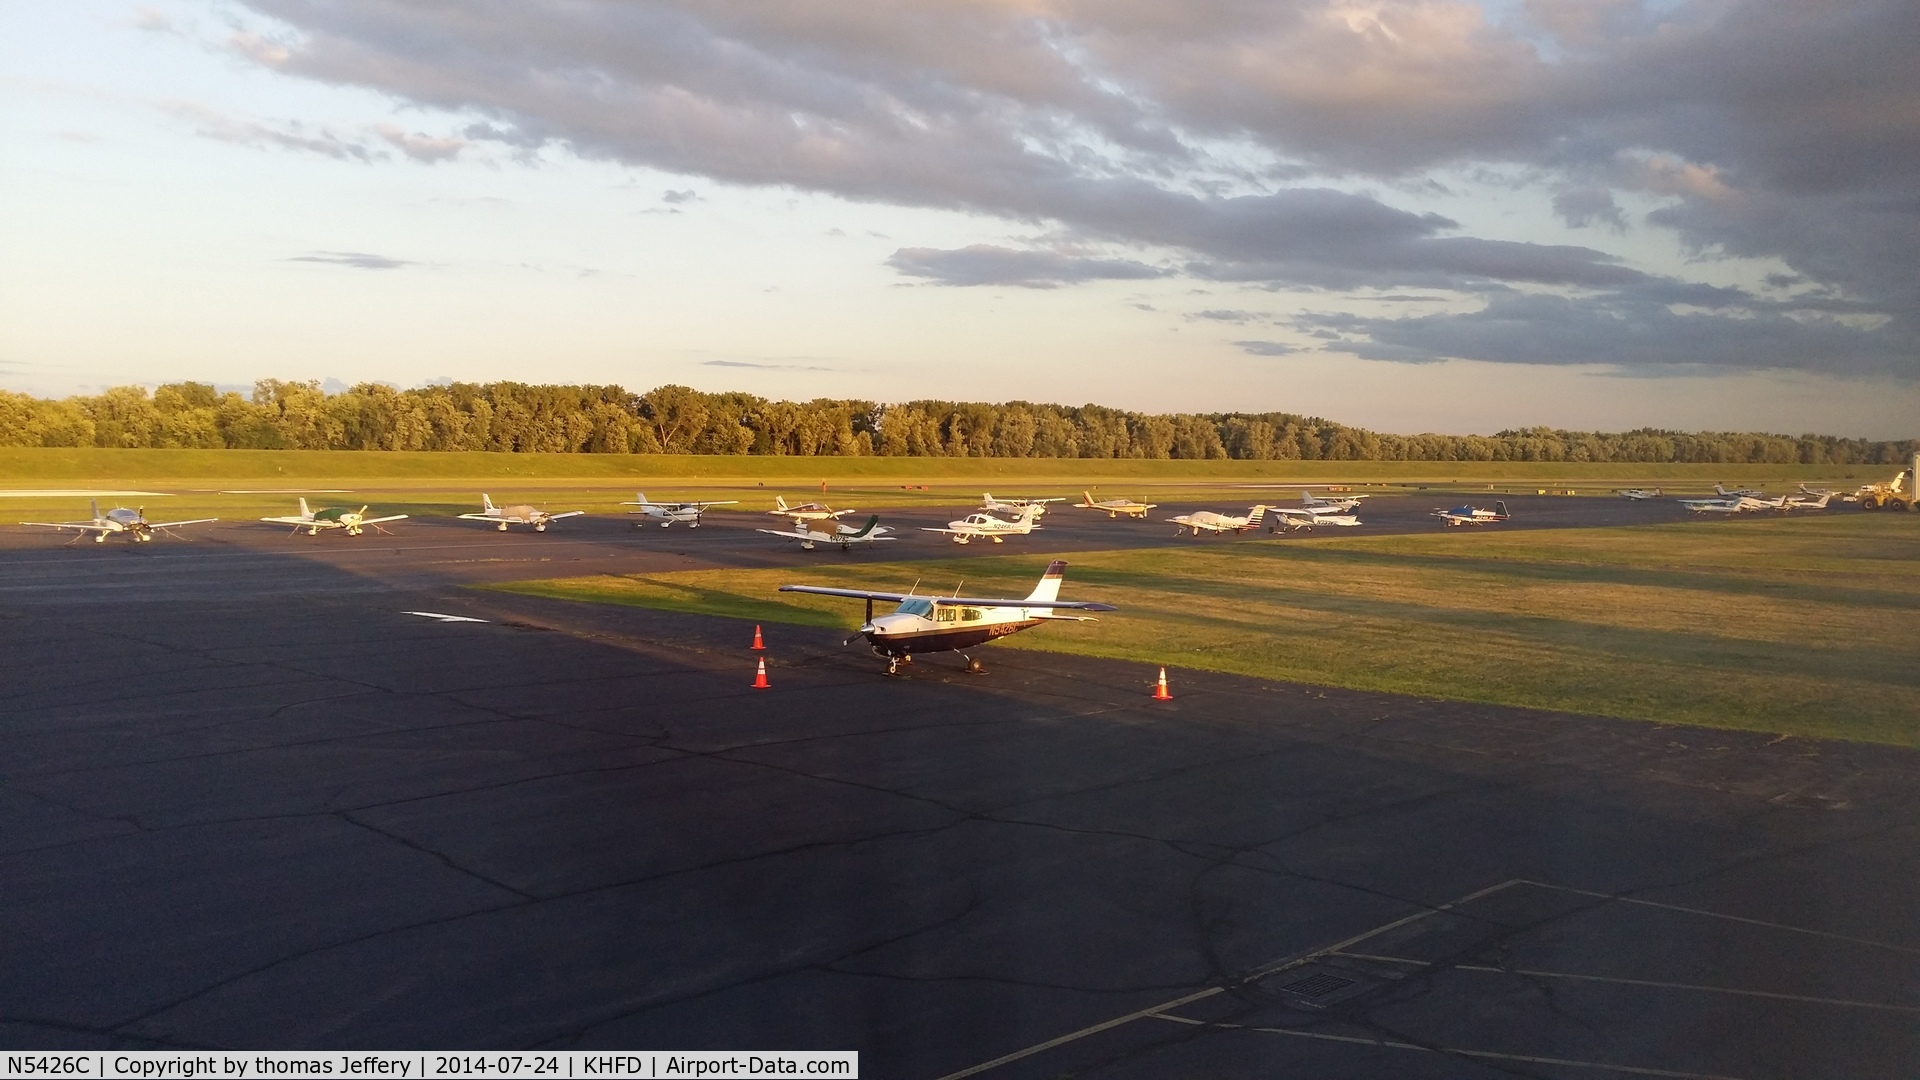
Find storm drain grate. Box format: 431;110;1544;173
1277;972;1357;999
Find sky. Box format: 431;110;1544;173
2;0;1916;437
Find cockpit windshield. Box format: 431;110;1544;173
894;598;935;618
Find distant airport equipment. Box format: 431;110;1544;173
1167;505;1270;536
262;498;407;537
1618;488;1662;500
1433;501;1511;526
20;499;216;543
780;559;1115;676
757;514;896;552
769;497;856;524
982;493;1065;518
1856;456;1920;511
924;505;1044;544
624;493;738;528
1077;490;1157;519
458;494;585;532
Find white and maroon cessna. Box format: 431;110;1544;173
779;559;1115;676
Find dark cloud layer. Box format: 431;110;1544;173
232;0;1920;376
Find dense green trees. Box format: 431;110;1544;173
0;380;1911;464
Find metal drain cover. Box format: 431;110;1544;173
1277;972;1357;999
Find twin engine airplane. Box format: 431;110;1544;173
623;492;737;528
981;493;1064;518
924;505;1044;544
1433;500;1511;526
780;559;1115;675
1077;490;1157;519
1168;504;1269;536
758;515;895;552
459;494;585;532
262;498;407;537
21;500;217;543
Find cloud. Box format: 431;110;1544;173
226;0;1920;375
376;125;466;162
162;101;371;161
286;251;413;270
887;245;1166;288
1234;340;1301;356
1191;310;1258;323
662;189;701;203
701;359;837;371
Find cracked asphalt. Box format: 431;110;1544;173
2;505;1917;1078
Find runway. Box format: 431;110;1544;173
3;495;1913;1077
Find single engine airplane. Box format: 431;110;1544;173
779;559;1116;675
1168;505;1269;536
1267;505;1363;531
1077;490;1157;519
1785;489;1832;510
1714;483;1764;499
982;493;1065;518
1618;488;1663;500
1301;490;1369;512
623;492;738;528
458;494;585;532
1433;500;1511;526
21;500;217;543
262;498;408;536
924;505;1043;544
1678;495;1773;514
770;496;857;524
758;514;896;552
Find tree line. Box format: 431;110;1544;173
0;380;1912;465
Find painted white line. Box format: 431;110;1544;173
1450;964;1920;1014
932;879;1528;1080
1517;880;1920;956
0;490;172;497
1146;1014;1751;1080
400;611;489;623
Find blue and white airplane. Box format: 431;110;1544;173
1433;500;1511;526
781;559;1115;675
22;499;216;543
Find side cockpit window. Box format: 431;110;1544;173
896;598;934;619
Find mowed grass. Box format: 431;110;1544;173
492;515;1920;746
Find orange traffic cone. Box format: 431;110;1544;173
751;624;765;651
1151;667;1173;700
752;657;771;689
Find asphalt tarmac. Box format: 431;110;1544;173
3;496;1915;1078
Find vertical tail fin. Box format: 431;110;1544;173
1082;490;1096;507
483;493;495;512
1247;505;1267;527
90;498;101;523
1496;500;1510;518
1026;560;1067;603
635;493;648;507
776;496;790;512
299;497;312;518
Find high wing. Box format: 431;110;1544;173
19;521;112;532
544;511;587;520
141;517;219;529
778;585;1115;611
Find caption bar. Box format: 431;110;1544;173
6;1053;857;1079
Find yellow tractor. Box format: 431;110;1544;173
1857;454;1920;511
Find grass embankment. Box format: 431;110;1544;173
493;516;1920;746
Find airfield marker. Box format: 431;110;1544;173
751;624;766;651
752;657;771;689
1152;667;1173;700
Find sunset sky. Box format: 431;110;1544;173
3;0;1916;436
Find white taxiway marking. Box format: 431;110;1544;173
401;611;489;623
0;490;172;497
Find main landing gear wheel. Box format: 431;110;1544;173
535;523;547;532
962;655;987;675
498;522;509;531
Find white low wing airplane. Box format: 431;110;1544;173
770;497;856;523
924;505;1043;544
1714;483;1765;498
1077;490;1157;518
780;559;1116;675
1678;495;1777;514
261;498;407;536
982;493;1065;518
1785;489;1833;510
1619;488;1663;500
758;515;896;551
1168;505;1269;536
1267;505;1363;531
458;494;585;532
1433;500;1511;526
21;499;216;543
623;492;738;528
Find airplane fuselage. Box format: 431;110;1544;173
862;600;1043;657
